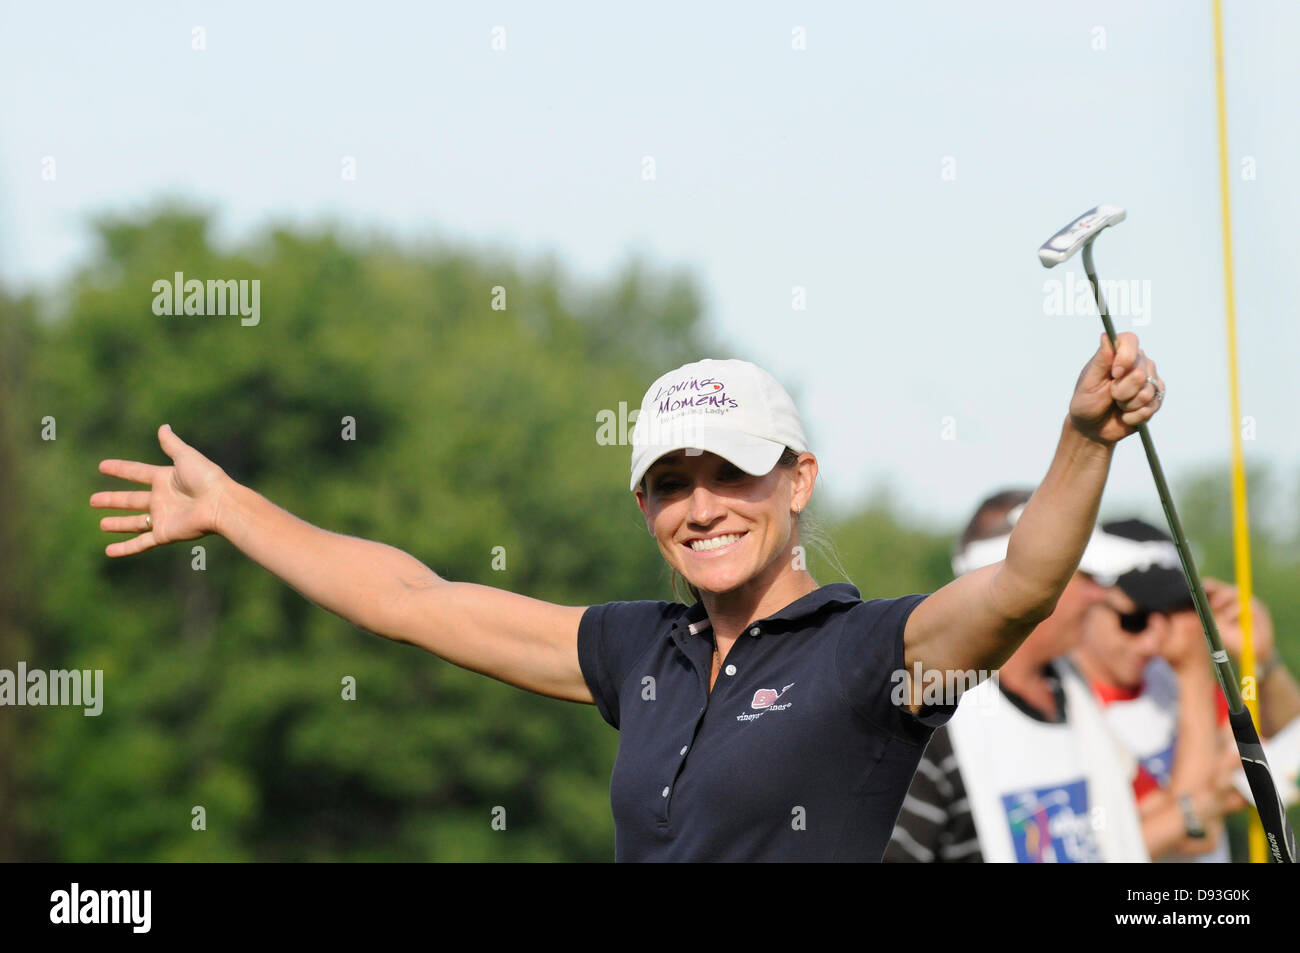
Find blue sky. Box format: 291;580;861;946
3;0;1297;533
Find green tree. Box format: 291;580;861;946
0;286;38;861
10;205;1297;863
12;206;714;860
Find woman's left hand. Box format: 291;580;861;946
1069;331;1164;445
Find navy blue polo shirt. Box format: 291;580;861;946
576;582;958;861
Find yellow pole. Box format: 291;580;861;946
1211;0;1264;863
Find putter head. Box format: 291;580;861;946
1038;204;1127;268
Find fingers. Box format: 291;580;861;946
1204;579;1248;626
158;424;187;461
1219;789;1250;815
105;532;157;558
1109;334;1160;400
1074;331;1167;440
1109;332;1139;379
98;458;161;486
1119;408;1158;427
95;428;185;558
1089;331;1117;374
1112;352;1155;403
89;490;151;511
100;514;153;534
1110;345;1164;425
1118;396;1161;427
1207;580;1237;612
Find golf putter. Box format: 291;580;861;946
1040;205;1297;863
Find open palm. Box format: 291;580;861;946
91;425;228;557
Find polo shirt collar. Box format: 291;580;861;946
671;582;863;639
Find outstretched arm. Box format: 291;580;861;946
903;332;1164;691
92;425;592;703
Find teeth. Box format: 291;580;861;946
689;533;743;552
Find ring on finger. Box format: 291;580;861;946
144;513;153;531
1146;375;1164;402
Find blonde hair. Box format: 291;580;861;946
641;447;854;604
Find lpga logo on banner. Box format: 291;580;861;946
1042;272;1151;326
1001;779;1101;863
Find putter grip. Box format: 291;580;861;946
1229;707;1298;863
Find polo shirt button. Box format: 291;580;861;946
661;786;670;797
749;626;760;636
679;745;688;756
724;664;737;676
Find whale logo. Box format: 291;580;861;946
750;683;795;709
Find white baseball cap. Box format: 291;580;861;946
950;502;1148;585
629;358;809;493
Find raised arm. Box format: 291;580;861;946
903;332;1163;685
92;425;592;704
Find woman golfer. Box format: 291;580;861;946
91;332;1164;862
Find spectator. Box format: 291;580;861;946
1073;518;1300;860
885;490;1149;863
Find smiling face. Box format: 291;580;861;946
634;449;815;598
1077;586;1168;688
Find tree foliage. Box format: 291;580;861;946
3;207;1295;862
8;207;711;860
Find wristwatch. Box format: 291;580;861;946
1179;794;1207;839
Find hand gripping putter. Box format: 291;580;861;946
1040;205;1297;863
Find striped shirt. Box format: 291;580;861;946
882;724;982;862
884;663;1071;863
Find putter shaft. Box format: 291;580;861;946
1082;242;1243;711
1082;239;1296;862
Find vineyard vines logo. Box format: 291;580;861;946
751;683;795;709
737;683;796;721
